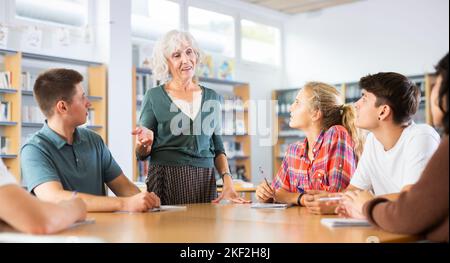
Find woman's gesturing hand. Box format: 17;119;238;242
132;127;154;155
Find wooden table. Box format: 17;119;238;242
217;186;257;200
51;204;417;243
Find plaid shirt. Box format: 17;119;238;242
273;125;357;193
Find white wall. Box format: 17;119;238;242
285;0;450;86
105;0;134;179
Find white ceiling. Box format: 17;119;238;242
240;0;362;14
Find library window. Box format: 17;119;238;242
188;7;235;57
241;19;281;66
131;0;180;41
15;0;88;27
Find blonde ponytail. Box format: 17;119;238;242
304;82;365;159
341;104;365;159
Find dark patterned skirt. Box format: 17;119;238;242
146;164;218;205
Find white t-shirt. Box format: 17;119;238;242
0;159;17;188
350;123;440;196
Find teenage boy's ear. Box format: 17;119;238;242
55;100;69;114
378;105;391;121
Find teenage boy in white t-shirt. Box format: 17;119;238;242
303;72;440;214
0;159;86;234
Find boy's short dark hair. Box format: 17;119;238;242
359;72;420;125
435;53;449;135
33;68;83;117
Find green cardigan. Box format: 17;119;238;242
138;84;226;168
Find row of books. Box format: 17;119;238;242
222;95;245;112
21;71;39;91
223;141;245;159
0;136;11;155
0;71;12;89
197;55;235;81
345;83;362;102
0;101;12;122
136;160;149;183
21;105;45;123
136;73;152;102
222;111;246;135
275;89;297;115
86;109;96;126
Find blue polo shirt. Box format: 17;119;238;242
21;123;122;196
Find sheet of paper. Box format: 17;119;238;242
0;233;104;243
321;218;371;228
251;203;289;209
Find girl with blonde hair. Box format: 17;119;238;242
256;82;363;213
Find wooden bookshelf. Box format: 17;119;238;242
271;88;302;176
0;51;22;181
0;49;108;182
232;84;252;183
132;66;151;182
87;65;108;143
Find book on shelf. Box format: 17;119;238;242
276;90;297;115
222;111;235;135
198;54;214;78
87;109;95;125
137;160;149;182
234;96;245;112
234;141;244;157
21;105;45;123
0;101;11;121
223;141;244;159
216;58;235;81
136;72;152;101
21;72;33;91
222;95;245;112
0;136;11;154
235;112;246;134
0;71;12;89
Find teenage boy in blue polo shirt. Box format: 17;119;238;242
21;68;160;212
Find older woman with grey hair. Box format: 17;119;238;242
132;30;249;205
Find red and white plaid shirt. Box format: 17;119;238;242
273;125;357;193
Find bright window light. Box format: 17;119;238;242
132;0;180;41
241;19;281;66
188;7;235;57
15;0;88;27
